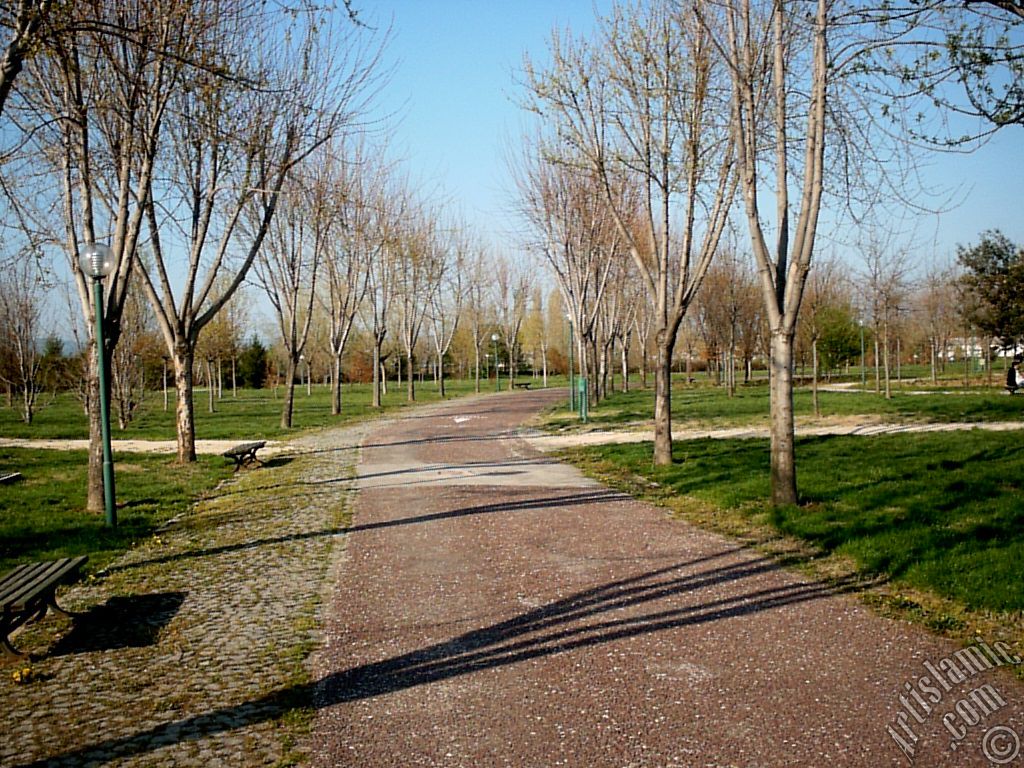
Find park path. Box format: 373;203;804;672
308;388;1024;767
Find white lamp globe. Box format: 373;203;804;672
79;242;114;278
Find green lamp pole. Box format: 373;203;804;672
80;242;117;528
491;333;500;392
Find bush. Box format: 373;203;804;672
237;336;268;389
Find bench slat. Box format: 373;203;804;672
0;556;88;612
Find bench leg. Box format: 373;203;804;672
2;633;27;660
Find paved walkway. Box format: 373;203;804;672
1;423;367;767
309;390;1024;767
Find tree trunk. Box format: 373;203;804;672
281;356;297;428
883;321;892;400
372;341;382;408
331;353;343;415
173;345;197;463
407;351;415;401
438;350;446;398
207;359;215;413
474;341;481;393
769;330;798;506
232;357;237;397
812;336;820;418
653;335;674;466
621;342;629;393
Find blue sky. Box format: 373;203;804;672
360;1;610;254
360;0;1023;271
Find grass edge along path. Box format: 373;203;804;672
558;429;1024;678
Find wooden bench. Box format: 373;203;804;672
513;382;531;390
222;441;266;470
1;556;88;659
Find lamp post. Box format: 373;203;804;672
491;333;500;392
79;242;116;528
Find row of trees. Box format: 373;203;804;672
513;0;1023;505
1;0;1020;512
0;0;386;511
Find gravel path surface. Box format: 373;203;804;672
309;389;1024;767
1;422;368;767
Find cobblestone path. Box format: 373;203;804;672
1;422;369;767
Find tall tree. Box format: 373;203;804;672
524;0;737;464
8;0;211;508
427;224;469;398
321;142;375;415
253;174;321;429
0;254;46;423
137;4;380;460
697;0;832;504
957;230;1024;352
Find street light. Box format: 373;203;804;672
491;333;500;392
79;242;116;528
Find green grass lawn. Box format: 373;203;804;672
0;376;500;574
544;379;1024;431
565;430;1024;615
0;448;233;574
0;377;498;440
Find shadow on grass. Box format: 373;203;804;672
48;591;186;657
584;430;1024;612
21;549;862;767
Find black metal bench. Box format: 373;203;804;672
0;472;22;484
1;556;88;659
222;441;266;470
513;382;531;390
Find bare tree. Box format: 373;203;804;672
110;281;155;429
0;0;51;121
7;0;212;508
859;232;913;400
395;209;446;402
696;0;834;504
322;144;376;415
463;252;491;393
493;256;530;390
364;182;407;408
253;175;321;429
523;0;737;464
0;255;46;423
512;144;620;404
427;224;469;399
917;261;960;383
137;5;381;459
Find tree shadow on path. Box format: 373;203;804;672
22;548;864;767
